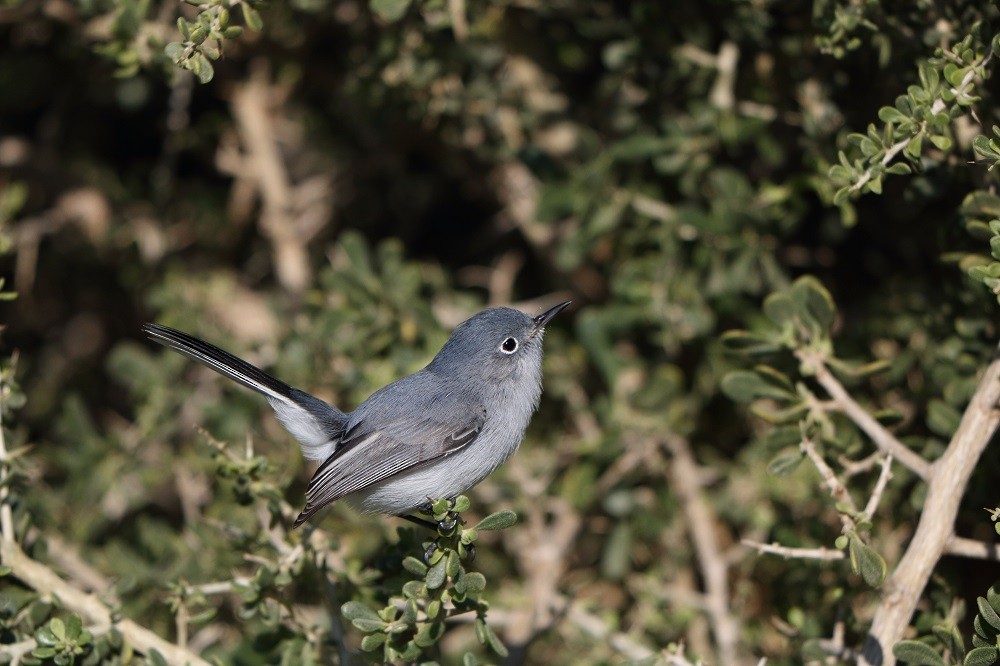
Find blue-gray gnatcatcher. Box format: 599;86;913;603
143;302;570;526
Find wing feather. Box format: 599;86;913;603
293;399;486;526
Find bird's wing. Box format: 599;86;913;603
294;394;487;526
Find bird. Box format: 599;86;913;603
142;301;570;527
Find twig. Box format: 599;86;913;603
859;345;1000;666
799;436;858;519
862;455;893;521
803;352;931;479
564;601;654;661
0;403;13;542
742;539;845;561
839;451;882;478
847;51;991;194
447;0;468;41
944;535;1000;560
0;539;210;665
665;436;741;665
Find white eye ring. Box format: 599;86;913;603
500;337;518;354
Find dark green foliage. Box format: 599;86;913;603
342;496;513;662
4;0;1000;663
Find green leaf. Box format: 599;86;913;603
370;0;411;21
352;617;389;633
240;3;264;31
930;135;952;151
425;558;447;590
848;533;887;588
721;371;787;402
474;510;518;531
793;276;836;331
833;186;852;206
763;292;796;327
402;556;428;576
931;623;965;661
719;330;782;355
49;617;66;640
906;133;924;159
892;640;947;666
878;106;907;124
975;614;999;641
481;621;509;657
341;601;381;622
65;614;82;639
767;451;804;476
164;42;186;63
927;399;961;437
461;572;486;594
974;135;1000;160
978;596;1000;632
965;646;1000;666
360;632;388;651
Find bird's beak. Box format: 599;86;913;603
530;301;572;337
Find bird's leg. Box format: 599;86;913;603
410;497;467;534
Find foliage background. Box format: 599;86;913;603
2;0;1000;664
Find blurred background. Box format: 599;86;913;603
2;0;1000;664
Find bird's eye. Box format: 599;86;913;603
500;337;518;354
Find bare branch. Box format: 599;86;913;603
565;602;654;662
862;455;894;521
665;436;741;665
860;346;1000;666
944;535;1000;560
803;352;931;479
800;435;859;519
0;406;13;543
0;540;210;666
742;539;845;561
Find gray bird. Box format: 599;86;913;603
143;302;570;527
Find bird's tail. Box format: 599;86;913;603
143;324;345;461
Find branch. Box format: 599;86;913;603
564;601;654;662
742;539;845;561
799;435;858;519
847;51;990;193
0;405;13;542
944;534;1000;561
0;540;210;666
665;436;741;665
862;455;893;521
805;353;931;479
859;345;1000;666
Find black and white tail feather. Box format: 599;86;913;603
143;325;347;464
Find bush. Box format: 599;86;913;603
2;1;1000;664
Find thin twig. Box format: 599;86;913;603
564;601;654;661
802;352;931;479
862;455;894;521
665;436;741;665
944;535;1000;560
742;539;846;561
0;404;13;543
799;436;858;518
848;51;991;193
447;0;468;41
